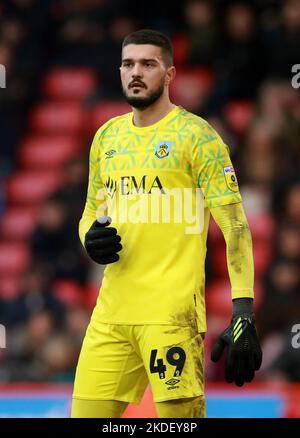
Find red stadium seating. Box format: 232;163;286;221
247;213;276;242
90;101;131;132
19;135;82;169
253;241;273;276
84;283;100;309
206;279;232;319
29;102;86;135
0;275;22;299
53;279;84;307
0;242;30;276
206;278;263;318
172;33;189;66
0;207;38;240
6;170;63;205
170;67;214;107
224;101;254;136
42;68;97;101
208;217;224;245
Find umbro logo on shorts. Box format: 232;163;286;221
165;378;180;386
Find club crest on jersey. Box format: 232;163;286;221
223;165;239;192
154;141;173;160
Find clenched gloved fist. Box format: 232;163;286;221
84;216;122;265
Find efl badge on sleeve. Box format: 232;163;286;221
223;165;239;192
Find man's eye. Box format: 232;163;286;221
123;63;132;68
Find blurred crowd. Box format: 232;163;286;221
0;0;300;383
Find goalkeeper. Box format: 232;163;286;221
71;29;262;419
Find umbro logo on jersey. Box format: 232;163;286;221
154;141;173;160
165;379;180;386
105;149;117;159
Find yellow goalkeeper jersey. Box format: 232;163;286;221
79;105;242;332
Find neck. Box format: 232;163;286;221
132;97;175;128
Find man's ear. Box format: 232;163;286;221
165;66;176;86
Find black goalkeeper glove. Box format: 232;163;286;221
211;315;262;387
84;216;122;265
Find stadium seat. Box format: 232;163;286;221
29;102;86;134
170;67;214;110
6;170;63;205
42;67;97;101
172;33;188;65
84;283;100;309
0;275;22;299
206;279;232;319
212;243;227;277
53;279;84;307
19;135;82;169
90;101;131;132
224;101;254;136
247;213;276;242
253;241;272;276
0;206;38;240
208;217;224;245
206;278;262;318
0;242;30;276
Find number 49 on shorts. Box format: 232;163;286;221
149;347;186;379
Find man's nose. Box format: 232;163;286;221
131;63;143;77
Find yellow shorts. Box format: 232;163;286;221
72;318;205;404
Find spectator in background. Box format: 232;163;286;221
276;224;300;262
239;120;289;188
4;311;56;381
53;157;88;235
284;182;300;227
254;80;300;158
39;333;78;382
0;41;20;176
258;260;300;382
183;0;218;67
212;2;264;105
264;0;300;79
96;16;136;98
51;0;111;67
257;178;300;382
65;306;91;349
0;0;49;177
259;258;300;339
0;262;66;329
30;198;87;283
267;333;300;382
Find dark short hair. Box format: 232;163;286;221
122;29;173;67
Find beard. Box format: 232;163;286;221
122;81;165;109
